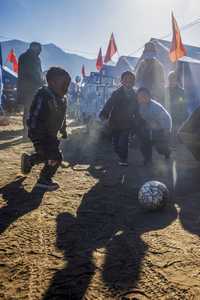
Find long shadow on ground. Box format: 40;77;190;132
43;130;177;299
0;177;46;234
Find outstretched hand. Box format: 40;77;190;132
61;131;68;139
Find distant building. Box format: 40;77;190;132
2;66;17;86
100;56;138;79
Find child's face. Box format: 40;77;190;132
121;75;135;89
137;92;150;104
49;76;70;97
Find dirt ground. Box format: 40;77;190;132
0;115;200;300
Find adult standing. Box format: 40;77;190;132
136;42;165;106
17;42;43;138
165;71;187;143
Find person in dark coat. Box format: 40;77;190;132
99;71;144;166
165;71;187;144
17;42;43;137
165;71;187;125
136;42;165;106
20;67;71;191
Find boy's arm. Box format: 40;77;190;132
28;93;48;141
60;116;67;138
59;98;67;138
157;106;172;132
99;92;116;120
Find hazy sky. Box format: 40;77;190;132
1;0;200;58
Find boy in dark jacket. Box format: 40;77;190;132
99;71;142;166
21;67;71;191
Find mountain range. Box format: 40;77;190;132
1;39;96;79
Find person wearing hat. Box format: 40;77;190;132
17;42;43;138
136;42;166;106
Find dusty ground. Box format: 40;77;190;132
0;116;200;300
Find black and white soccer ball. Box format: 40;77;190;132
138;181;169;211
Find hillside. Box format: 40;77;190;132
1;39;96;78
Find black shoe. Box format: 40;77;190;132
21;153;32;174
118;160;128;167
36;178;60;191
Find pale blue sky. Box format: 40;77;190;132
1;0;200;58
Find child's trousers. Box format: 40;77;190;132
29;139;62;180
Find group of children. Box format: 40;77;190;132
100;71;172;166
21;68;174;191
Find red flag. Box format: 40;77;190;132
6;49;18;73
96;48;103;71
104;33;117;63
81;64;86;77
169;13;187;63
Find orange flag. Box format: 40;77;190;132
104;33;117;63
6;49;18;73
96;48;103;71
6;48;18;73
169;13;187;63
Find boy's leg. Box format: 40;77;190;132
138;128;152;164
140;140;153;165
154;131;171;159
118;130;129;165
112;130;120;156
36;141;62;190
21;142;45;175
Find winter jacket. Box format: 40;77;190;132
17;49;43;105
99;86;142;130
28;86;67;144
139;99;172;132
136;58;165;105
165;85;187;124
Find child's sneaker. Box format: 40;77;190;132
21;153;32;174
36;178;60;191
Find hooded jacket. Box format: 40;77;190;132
28;86;67;143
99;86;142;130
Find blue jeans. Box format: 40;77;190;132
112;130;130;161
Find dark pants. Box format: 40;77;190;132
139;129;171;161
29;139;62;180
112;129;130;161
23;102;32;137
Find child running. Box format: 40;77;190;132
100;71;143;166
21;67;71;191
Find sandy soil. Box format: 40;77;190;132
0;116;200;300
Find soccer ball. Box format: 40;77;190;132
138;181;169;211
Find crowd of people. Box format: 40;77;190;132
16;40;199;191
